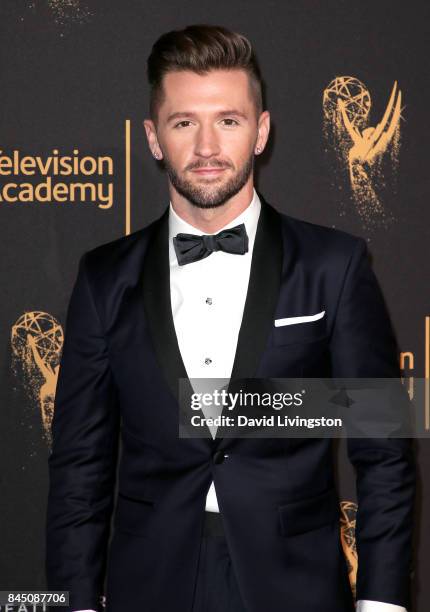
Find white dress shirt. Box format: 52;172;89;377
74;188;406;612
169;187;261;512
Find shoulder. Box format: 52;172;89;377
79;211;166;281
263;199;367;265
282;210;363;251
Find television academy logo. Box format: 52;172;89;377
340;500;358;598
323;76;403;228
11;311;64;446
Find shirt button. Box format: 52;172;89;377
204;357;212;365
205;297;213;305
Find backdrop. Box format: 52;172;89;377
1;1;429;610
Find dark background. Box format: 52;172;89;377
1;0;429;609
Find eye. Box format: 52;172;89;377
174;120;193;128
221;118;239;126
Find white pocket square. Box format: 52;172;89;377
274;310;326;327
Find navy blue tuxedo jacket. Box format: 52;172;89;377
46;196;415;612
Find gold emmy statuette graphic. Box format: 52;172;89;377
323;76;403;227
11;311;64;446
339;500;358;600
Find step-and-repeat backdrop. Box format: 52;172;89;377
1;1;429;610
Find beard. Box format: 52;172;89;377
162;152;255;209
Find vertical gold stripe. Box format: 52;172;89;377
125;119;131;236
426;316;429;430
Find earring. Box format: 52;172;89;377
256;146;262;154
153;152;159;159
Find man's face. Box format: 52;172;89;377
144;69;269;209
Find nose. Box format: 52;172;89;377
194;123;221;159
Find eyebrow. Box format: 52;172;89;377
166;110;248;123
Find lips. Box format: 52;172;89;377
191;167;227;175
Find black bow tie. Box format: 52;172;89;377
173;223;249;266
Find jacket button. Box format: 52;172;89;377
213;451;226;464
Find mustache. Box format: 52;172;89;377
186;159;233;171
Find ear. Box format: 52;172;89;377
254;110;270;155
143;118;163;160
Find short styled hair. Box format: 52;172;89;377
147;24;263;120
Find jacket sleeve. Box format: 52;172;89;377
330;238;416;610
45;252;120;612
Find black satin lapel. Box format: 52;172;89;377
213;200;283;444
141;209;213;444
142;208;188;399
230;199;283;380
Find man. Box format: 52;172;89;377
46;24;415;612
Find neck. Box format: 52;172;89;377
169;180;254;233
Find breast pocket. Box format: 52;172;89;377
272;314;328;347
